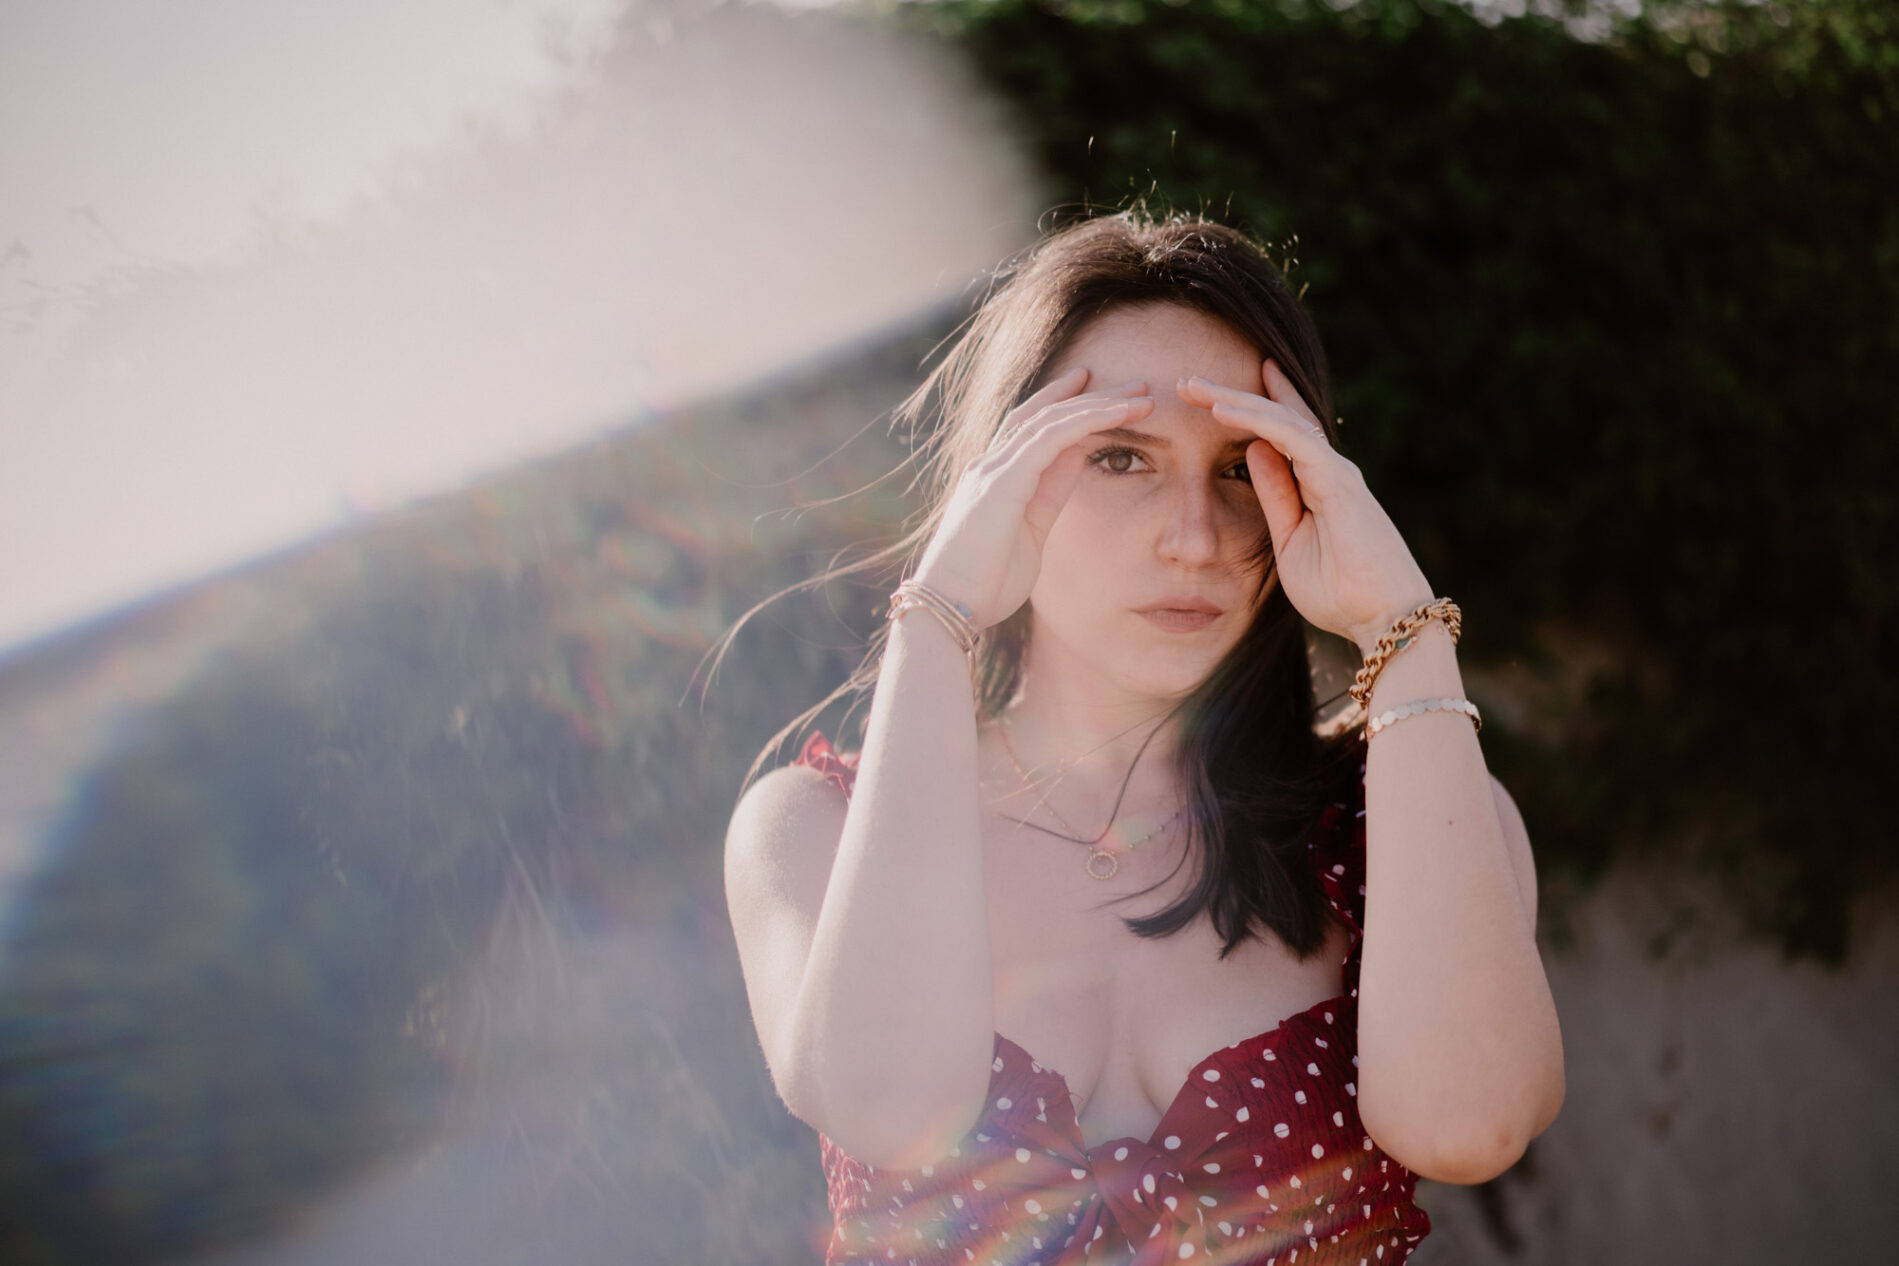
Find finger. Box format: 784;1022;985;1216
1001;372;1147;435
1180;380;1335;478
1245;439;1304;550
1015;394;1152;537
1177;374;1329;448
1014;365;1089;416
1021;444;1091;539
990;384;1151;458
1259;358;1325;431
1206;396;1327;446
1008;391;1154;457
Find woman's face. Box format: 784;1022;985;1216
1028;303;1275;699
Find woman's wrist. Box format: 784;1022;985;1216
1348;588;1439;658
887;600;979;684
888;578;978;655
890;604;962;649
906;570;984;630
1362;619;1463;708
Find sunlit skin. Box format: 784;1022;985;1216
1010;304;1276;778
944;301;1433;804
729;298;1563;1184
911;314;1263;811
947;303;1563;1178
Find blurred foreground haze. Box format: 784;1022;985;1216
0;0;1033;652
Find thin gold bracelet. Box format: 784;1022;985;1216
886;579;978;656
889;601;973;656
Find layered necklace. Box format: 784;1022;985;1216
993;717;1186;881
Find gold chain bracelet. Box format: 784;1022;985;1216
1348;598;1462;709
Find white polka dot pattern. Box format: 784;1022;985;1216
798;734;1429;1265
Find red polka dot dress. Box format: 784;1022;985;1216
791;732;1431;1266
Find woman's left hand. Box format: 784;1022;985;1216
1178;361;1434;654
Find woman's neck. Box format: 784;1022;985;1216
990;652;1188;807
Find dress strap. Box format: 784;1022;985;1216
793;731;859;800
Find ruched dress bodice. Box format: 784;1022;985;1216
791;732;1430;1266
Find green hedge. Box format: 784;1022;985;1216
911;0;1897;958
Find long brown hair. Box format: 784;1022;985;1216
710;209;1363;960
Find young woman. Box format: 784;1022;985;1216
722;212;1563;1264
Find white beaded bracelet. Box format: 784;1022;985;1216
1364;696;1483;739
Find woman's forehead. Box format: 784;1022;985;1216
1047;304;1263;448
1049;303;1260;388
1103;399;1260;453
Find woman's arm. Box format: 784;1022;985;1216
725;612;994;1170
1178;363;1565;1185
725;371;1156;1171
1351;616;1566;1184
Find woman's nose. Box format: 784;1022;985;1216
1156;481;1222;567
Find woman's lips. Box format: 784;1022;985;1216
1139;608;1220;632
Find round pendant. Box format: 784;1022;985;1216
1086;849;1118;881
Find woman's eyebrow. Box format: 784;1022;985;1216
1095;426;1253;452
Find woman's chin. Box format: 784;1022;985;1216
1111;652;1226;701
1032;614;1235;697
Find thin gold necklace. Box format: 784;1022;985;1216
995;719;1184;881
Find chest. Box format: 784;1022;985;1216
977;807;1352;1150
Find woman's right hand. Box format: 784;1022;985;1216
911;368;1154;629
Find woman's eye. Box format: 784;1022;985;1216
1086;448;1254;482
1087;446;1147;474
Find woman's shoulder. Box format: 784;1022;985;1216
724;733;855;890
